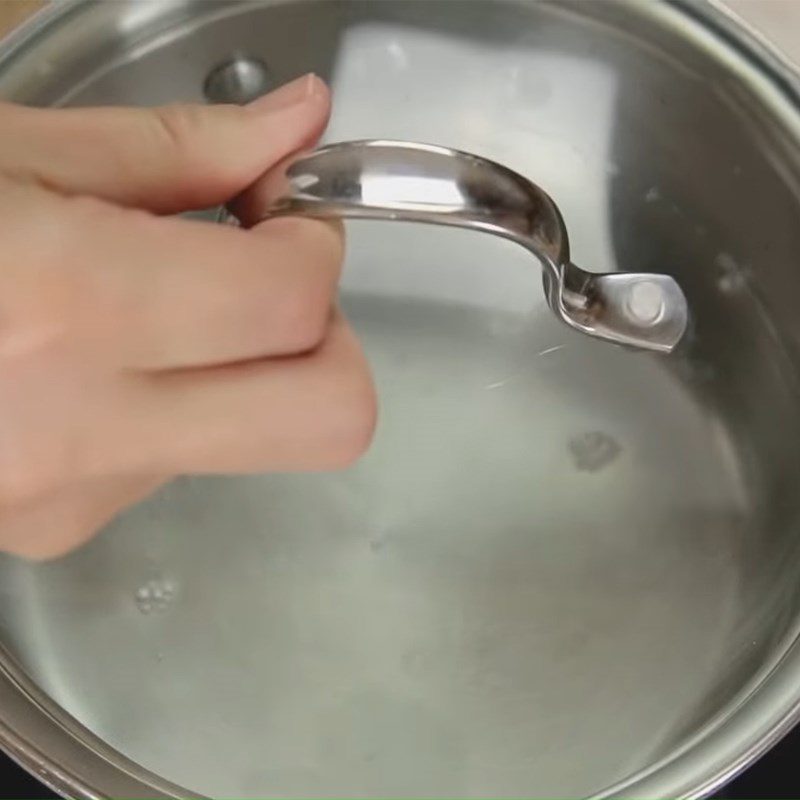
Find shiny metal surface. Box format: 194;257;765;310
247;140;688;352
203;56;272;105
1;0;800;798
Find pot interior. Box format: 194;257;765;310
2;1;800;797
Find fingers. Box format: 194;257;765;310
228;148;304;228
0;474;166;560
0;314;376;560
143;311;377;474
0;181;370;490
0;74;330;214
45;196;345;370
0;309;374;513
0;78;378;562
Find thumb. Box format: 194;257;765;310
0;74;330;214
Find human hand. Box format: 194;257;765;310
0;74;376;559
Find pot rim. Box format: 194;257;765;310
0;0;800;797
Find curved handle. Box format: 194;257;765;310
233;140;688;353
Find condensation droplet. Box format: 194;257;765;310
568;432;621;472
134;577;178;615
644;186;660;203
715;252;749;293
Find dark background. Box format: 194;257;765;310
0;730;798;799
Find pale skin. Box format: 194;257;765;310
0;74;377;560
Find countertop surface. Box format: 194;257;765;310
0;1;41;34
726;0;800;64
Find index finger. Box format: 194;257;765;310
50;194;345;370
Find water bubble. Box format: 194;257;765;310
568;432;621;472
134;577;178;615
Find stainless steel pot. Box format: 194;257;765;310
1;1;800;797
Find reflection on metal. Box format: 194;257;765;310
247;140;688;353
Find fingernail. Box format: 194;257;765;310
247;73;322;114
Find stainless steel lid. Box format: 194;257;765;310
1;1;800;798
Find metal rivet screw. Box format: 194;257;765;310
204;57;271;105
626;280;665;325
